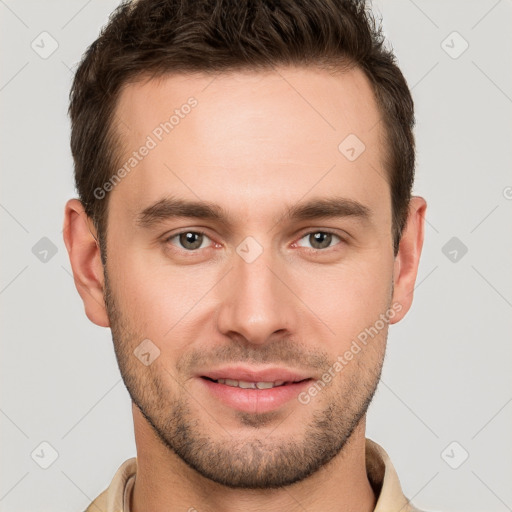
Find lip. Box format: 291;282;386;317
198;366;312;384
199;377;313;413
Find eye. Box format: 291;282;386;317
296;231;343;250
166;231;213;251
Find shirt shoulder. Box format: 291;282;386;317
84;458;137;512
365;438;431;512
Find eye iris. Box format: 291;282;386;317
176;232;334;250
179;232;203;250
310;232;332;249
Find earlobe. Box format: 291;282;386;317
389;196;427;325
62;198;110;328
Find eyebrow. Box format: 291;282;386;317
135;195;371;229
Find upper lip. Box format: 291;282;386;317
199;366;313;383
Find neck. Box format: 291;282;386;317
130;404;376;512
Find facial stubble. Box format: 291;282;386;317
103;266;387;489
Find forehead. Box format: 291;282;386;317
109;66;388;224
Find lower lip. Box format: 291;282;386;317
199;377;312;413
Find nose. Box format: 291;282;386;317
215;243;300;346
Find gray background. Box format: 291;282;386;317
1;1;511;511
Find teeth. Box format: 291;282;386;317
255;382;274;389
239;380;256;389
216;378;287;389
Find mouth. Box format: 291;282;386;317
198;374;314;414
201;376;311;389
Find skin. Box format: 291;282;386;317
63;66;426;512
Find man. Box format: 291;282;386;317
63;0;427;510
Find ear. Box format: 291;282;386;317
62;198;110;327
389;196;427;324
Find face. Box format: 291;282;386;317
101;66;400;488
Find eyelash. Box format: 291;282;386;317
164;229;345;253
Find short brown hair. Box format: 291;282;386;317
69;0;415;262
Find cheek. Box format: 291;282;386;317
294;255;394;346
111;249;221;338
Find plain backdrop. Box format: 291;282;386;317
1;1;511;511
